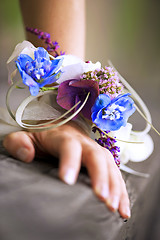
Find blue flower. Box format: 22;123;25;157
91;93;135;131
16;47;63;96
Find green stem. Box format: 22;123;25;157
40;86;58;92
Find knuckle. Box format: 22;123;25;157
110;164;122;179
84;147;104;166
86;146;103;159
61;133;73;142
61;135;81;149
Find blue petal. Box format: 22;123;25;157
39;70;61;88
16;61;23;77
111;93;131;104
115;95;135;117
91;111;98;122
115;96;134;108
41;59;52;73
91;94;111;114
92;93;135;131
123;104;136;119
34;47;50;60
29;85;40;96
94;110;125;131
22;71;39;96
106;118;126;131
17;54;33;70
112;94;135;115
44;57;63;78
17;61;39;96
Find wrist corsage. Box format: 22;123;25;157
5;28;160;176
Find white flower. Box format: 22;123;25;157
120;133;154;163
111;123;154;164
83;60;101;73
57;55;101;84
7;40;36;84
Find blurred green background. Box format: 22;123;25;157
0;0;160;110
86;0;160;111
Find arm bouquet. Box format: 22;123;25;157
4;28;159;176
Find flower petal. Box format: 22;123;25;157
23;72;39;96
57;79;99;119
92;93;135;131
112;123;132;148
16;61;39;96
17;54;33;70
34;47;50;60
39;70;62;87
125;134;154;162
57;80;77;109
7;41;36;84
82;61;101;73
7;40;35;64
44;57;63;78
91;94;111;114
56;55;101;84
70;79;99;119
93;110;125;131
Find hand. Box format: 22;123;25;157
3;121;130;219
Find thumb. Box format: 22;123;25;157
3;131;35;162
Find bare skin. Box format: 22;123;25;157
3;0;131;219
19;0;86;59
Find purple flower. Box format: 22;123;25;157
57;79;99;119
16;47;63;96
92;126;120;167
26;27;63;57
91;93;135;131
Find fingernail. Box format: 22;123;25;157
106;196;119;212
63;169;76;185
95;184;109;200
17;147;29;162
124;206;131;219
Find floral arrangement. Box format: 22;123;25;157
6;28;159;176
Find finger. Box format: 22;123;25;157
106;155;122;212
3;131;35;162
83;145;109;201
118;181;131;219
106;157;130;218
58;136;82;185
42;131;82;185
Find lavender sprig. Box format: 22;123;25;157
26;27;65;57
92;126;120;167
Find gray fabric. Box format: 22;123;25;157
0;142;125;240
118;166;160;240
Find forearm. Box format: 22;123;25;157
19;0;86;59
